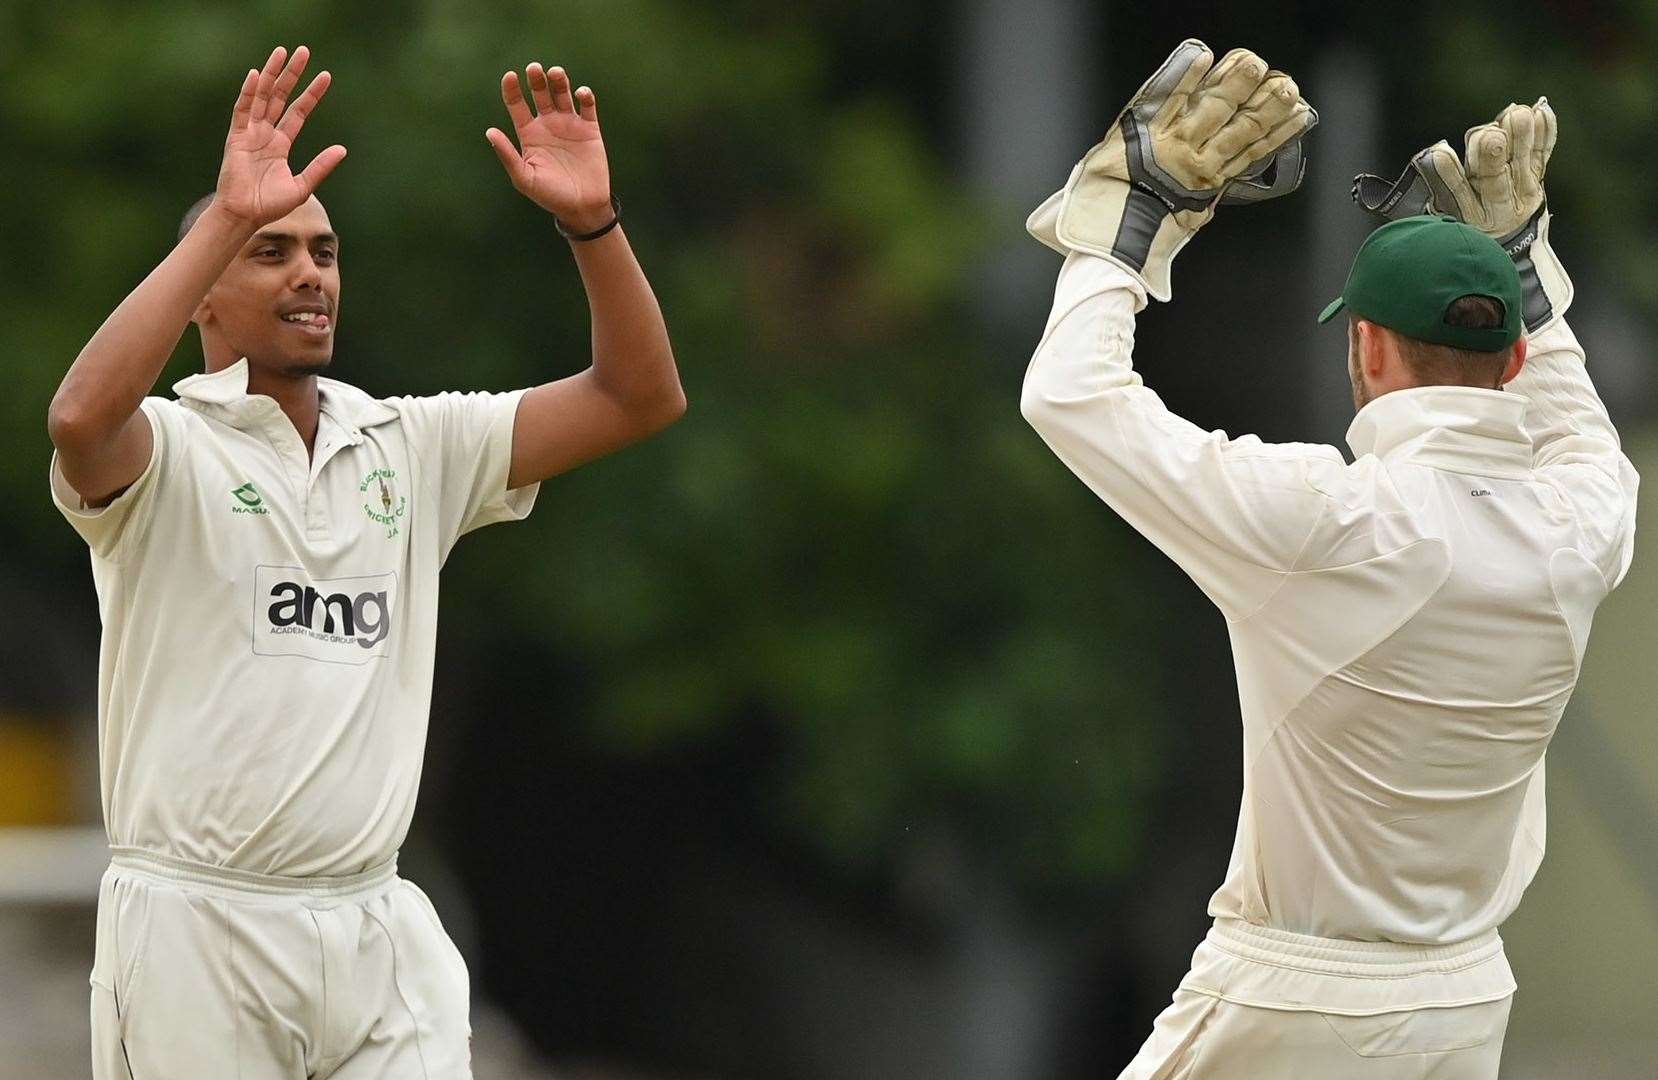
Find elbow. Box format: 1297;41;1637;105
634;378;687;438
47;395;94;454
636;346;683;431
656;382;689;431
1019;365;1059;436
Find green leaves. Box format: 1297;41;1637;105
15;2;1176;915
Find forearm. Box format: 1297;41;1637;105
1021;253;1335;616
566;225;684;425
49;204;254;447
1022;253;1148;428
1508;317;1623;466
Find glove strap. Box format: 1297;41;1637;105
1351;165;1431;221
1220;140;1309;206
1496;206;1556;333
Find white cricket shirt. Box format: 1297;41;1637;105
52;359;539;877
1023;254;1639;945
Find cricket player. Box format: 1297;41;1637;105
47;45;684;1078
1021;41;1637;1077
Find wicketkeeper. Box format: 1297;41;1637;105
1022;39;1637;1078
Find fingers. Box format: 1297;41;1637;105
229;67;259;134
1465;123;1518;226
547;66;576;113
502;63;593;127
499;71;536;131
1498;102;1540;209
1221;98;1314;177
1177;48;1269;144
526;63;555;115
1202;70;1300;164
276;70;332;142
1533;96;1557;179
519;62;578;119
250;46;287;129
296;144;347;198
484;127;527;188
1418;140;1483;225
1145;39;1215;129
263;45;310;124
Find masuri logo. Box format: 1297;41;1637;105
230;482;270;515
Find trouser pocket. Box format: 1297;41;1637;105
89;984;135;1080
1319;995;1513;1058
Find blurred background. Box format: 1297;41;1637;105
2;1;1655;1076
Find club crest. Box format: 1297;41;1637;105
359;467;407;538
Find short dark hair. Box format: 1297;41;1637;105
178;193;216;242
1352;295;1513;388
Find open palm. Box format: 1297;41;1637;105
218;46;346;227
486;64;612;230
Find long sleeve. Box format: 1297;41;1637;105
1506;317;1639;589
1020;253;1343;620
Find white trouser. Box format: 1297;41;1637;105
90;847;472;1079
1119;919;1516;1079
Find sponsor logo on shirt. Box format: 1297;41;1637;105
230;482;270;515
359;467;407;538
253;565;397;664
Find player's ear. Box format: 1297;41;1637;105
1355;319;1388;380
192;296;213;326
1501;335;1528;386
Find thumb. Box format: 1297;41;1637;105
485;128;528;189
1416;140;1482;226
297;144;348;199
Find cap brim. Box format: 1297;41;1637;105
1317;297;1346;324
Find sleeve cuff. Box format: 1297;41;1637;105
459;387;540;537
1059;251;1151;312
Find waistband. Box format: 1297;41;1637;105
1207;919;1505;978
1181;918;1516;1015
108;846;398;900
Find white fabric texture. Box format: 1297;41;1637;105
1021;253;1638;946
1118;919;1515;1077
90;851;471;1079
52;359;540;878
1118;991;1511;1079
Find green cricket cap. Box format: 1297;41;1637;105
1317;215;1523;352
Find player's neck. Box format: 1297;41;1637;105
246;366;322;457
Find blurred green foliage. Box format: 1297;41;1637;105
1;0;1171;912
8;0;1652;924
1413;3;1658;309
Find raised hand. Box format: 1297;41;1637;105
485;64;613;232
217;46;347;229
1025;39;1317;302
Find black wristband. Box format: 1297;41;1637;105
557;194;622;241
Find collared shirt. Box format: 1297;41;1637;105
51;360;539;877
1022;254;1639;945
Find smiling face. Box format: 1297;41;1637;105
195;196;340;379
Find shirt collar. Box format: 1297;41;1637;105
1344;385;1534;478
172;358;398;434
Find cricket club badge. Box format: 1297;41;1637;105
359;467;408;539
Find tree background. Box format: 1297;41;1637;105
2;2;1654;1077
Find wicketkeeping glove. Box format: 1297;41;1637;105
1351;97;1572;334
1027;39;1318;301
